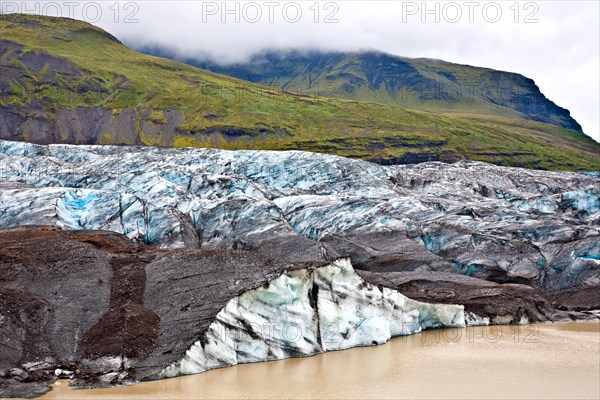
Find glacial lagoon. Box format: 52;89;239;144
39;322;600;400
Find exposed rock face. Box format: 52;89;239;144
0;140;598;397
0;228;149;397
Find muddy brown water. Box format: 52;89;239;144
37;322;600;400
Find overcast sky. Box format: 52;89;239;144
11;1;599;141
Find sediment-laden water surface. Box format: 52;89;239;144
38;323;600;400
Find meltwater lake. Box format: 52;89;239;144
39;322;600;400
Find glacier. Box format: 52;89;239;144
0;139;598;293
157;258;464;379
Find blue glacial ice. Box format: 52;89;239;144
157;258;465;378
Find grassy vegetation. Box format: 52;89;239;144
0;14;598;171
192;50;584;133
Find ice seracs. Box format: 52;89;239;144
0;139;598;290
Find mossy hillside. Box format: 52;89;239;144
191;50;584;133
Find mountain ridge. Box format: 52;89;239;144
147;47;583;133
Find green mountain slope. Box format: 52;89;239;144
1;14;598;171
165;50;583;133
